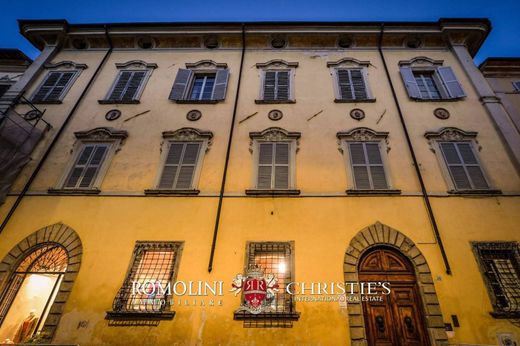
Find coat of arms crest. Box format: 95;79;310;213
230;265;279;314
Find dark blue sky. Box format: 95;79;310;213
1;0;519;64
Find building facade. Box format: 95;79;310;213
0;19;519;345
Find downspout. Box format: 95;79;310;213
0;25;114;234
208;24;246;273
377;24;452;275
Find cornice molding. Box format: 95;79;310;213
424;127;478;141
74;127;128;141
327;57;370;68
249;127;301;140
256;59;299;69
44;60;88;70
185;60;227;69
115;60;157;69
162;127;214;140
398;56;444;67
337;127;389;141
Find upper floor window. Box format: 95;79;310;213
169;60;229;103
425;127;497;193
337;128;399;194
246;128;301;195
399;57;465;100
327;58;374;102
100;60;157;104
31;61;87;103
472;242;520;318
107;241;183;319
513;81;520;92
255;60;298;104
146;128;213;195
51;127;128;193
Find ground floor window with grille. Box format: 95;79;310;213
472;242;520;318
234;242;299;327
0;245;68;343
106;242;183;321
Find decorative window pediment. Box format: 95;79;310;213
74;127;129;141
185;60;227;69
44;61;88;70
255;59;299;69
249;127;301;152
398;56;444;67
424;127;477;144
115;60;158;70
326;57;370;68
169;62;229;103
162;127;214;148
31;61;86;103
337;127;389;141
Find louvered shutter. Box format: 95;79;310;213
337;69;367;100
263;71;277;101
109;71;132;101
169;69;193;100
337;70;353;100
276;71;290;101
175;143;201;189
274;143;290;189
440;142;488;190
65;144;109;189
158;142;201;189
33;71;76;102
121;71;146;101
399;67;421;99
349;142;388;190
437;66;465;99
159;143;183;188
257;143;273;189
212;69;229;100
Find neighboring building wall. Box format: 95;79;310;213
0;20;519;346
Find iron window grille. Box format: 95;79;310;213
108;242;182;320
472;242;520;318
235;242;299;328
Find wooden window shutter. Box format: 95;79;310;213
158;142;201;189
169;69;193;100
212;69;229;100
257;143;273;189
337;69;367;100
437;66;465;99
256;142;291;189
109;71;146;101
33;71;76;102
399;67;421;99
65;144;109;188
263;71;277;101
274;143;290;189
349;142;388;190
440;142;489;190
276;71;290;101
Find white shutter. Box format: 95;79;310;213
399;67;421;99
65;143;109;189
212;69;229;100
437;66;465;99
169;69;193;100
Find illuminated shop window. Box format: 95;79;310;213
109;242;182;318
0;245;68;343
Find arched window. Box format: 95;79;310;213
0;244;68;343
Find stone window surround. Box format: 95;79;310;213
0;223;82;343
326;57;375;103
337;127;400;195
246;127;301;195
255;59;298;104
145;127;214;195
30;61;87;104
343;222;448;345
424;127;500;195
99;60;157;104
49;127;128;195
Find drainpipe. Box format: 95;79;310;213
208;24;246;273
0;26;114;234
377;24;452;275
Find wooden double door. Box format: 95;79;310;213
358;247;431;346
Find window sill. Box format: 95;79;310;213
255;99;296;104
30;100;63;104
234;311;300;321
245;189;301;196
144;189;200;195
346;189;402;195
48;188;101;195
447;189;502;196
410;97;464;102
490;311;520;319
173;99;219;104
105;311;175;321
334;98;376;103
98;99;140;104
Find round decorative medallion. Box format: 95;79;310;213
23;110;42;121
187;110;202;121
350;108;365;121
105;109;121;121
204;35;219;49
433;108;450;120
271;36;286;49
338;36;352;48
268;109;283;121
137;36;154;49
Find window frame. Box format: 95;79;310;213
103;69;153;103
412;69;446;100
252;139;297;191
258;68;295;102
343;140;392;190
332;67;374;102
30;69;81;104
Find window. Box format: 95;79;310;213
472;242;520;318
255;60;298;103
108;242;182;319
399;58;465;100
247;128;301;194
63;143;109;189
234;242;299;327
336;69;370;101
158;142;201;189
31;71;78;103
101;60;156;104
439;142;489;190
513;81;520;92
348;142;388;190
0;84;11;98
169;61;229;102
52;127;128;193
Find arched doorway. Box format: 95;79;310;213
359;246;430;345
